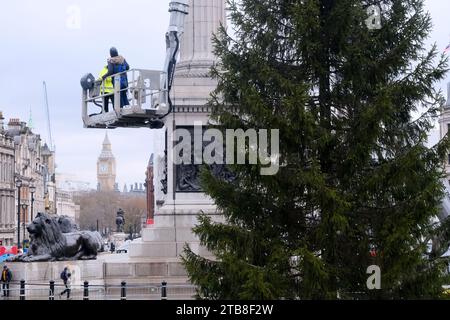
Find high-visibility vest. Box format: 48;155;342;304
2;270;8;281
98;67;114;94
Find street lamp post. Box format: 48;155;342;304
30;184;36;221
15;178;22;249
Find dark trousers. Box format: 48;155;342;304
103;94;114;113
60;283;71;298
2;282;9;297
120;90;129;108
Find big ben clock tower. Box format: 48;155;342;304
97;133;116;191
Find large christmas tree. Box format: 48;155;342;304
182;0;450;299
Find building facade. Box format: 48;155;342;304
0;113;16;246
55;173;84;223
125;183;145;195
56;190;80;223
4;118;55;247
56;173;92;193
41;143;57;214
97;133;117;192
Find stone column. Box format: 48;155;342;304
0;196;4;229
129;0;227;260
176;0;226;78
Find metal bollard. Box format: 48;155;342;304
121;281;126;300
20;280;26;301
161;281;167;300
49;281;55;300
83;281;89;301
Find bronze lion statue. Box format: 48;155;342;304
10;212;103;262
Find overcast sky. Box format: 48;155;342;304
1;0;449;189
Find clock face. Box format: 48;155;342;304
100;164;108;173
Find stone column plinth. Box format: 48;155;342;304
129;0;227;260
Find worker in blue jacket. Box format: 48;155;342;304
102;47;130;108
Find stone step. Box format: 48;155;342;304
141;227;199;243
128;241;213;259
142;227;176;242
151;214;225;228
104;260;188;278
129;241;177;258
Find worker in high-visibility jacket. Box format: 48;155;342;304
98;66;114;113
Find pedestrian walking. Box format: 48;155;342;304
1;266;12;297
60;267;72;299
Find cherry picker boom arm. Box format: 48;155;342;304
157;0;189;118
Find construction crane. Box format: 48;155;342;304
80;0;189;130
42;81;56;214
43;81;55;151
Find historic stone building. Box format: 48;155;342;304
0;113;16;246
97;133;117;192
56;173;92;192
56;190;80;223
123;183;145;195
41;143;57;214
55;173;88;224
5;118;51;247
